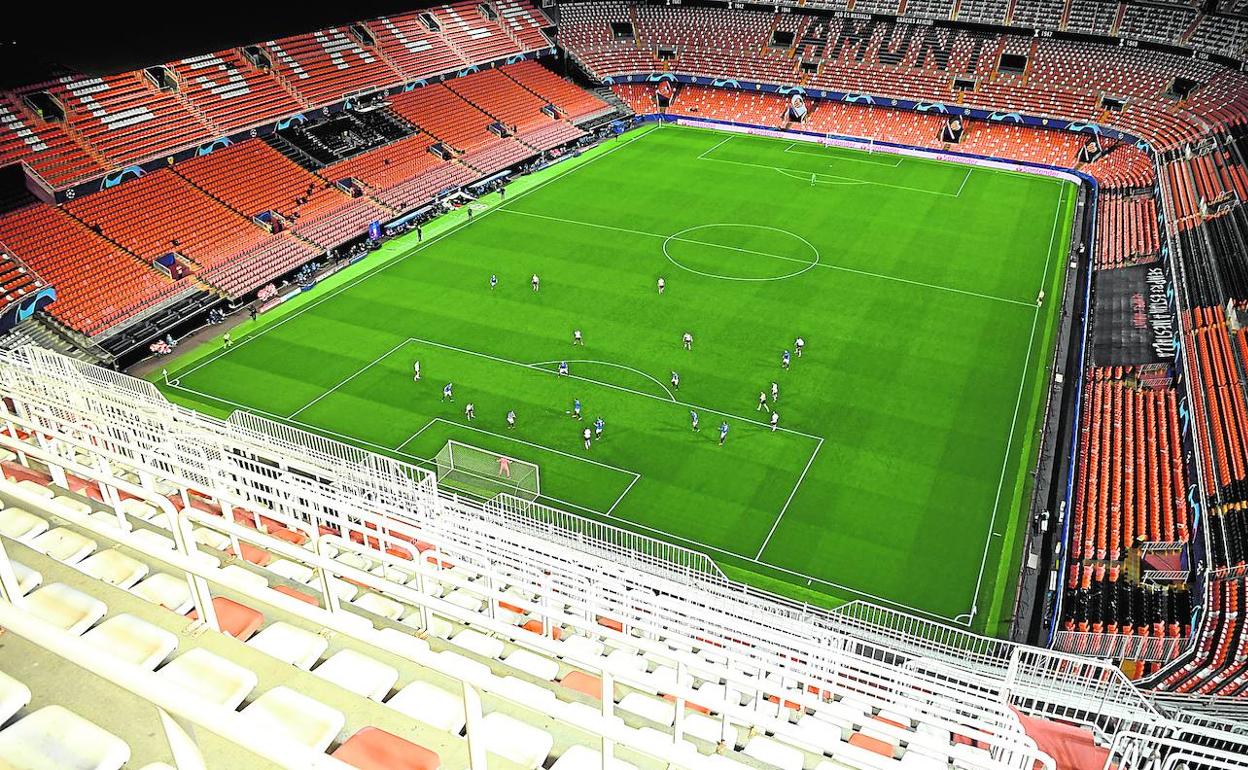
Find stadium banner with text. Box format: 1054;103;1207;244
666;116;1086;187
52;48;558;204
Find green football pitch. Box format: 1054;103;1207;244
157;123;1078;636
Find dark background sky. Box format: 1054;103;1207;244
0;2;445;87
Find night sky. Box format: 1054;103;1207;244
0;2;448;87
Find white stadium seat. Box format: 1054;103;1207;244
0;705;130;770
239;686;345;753
25;583;107;635
82;614;178;670
157;648;258;710
312;649;399;701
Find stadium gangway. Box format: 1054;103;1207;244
0;460;1058;770
0;346;1204;757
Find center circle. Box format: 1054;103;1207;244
661;224;820;281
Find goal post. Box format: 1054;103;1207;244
434;440;540;502
820;132;874;154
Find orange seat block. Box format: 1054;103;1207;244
561;671;604;700
521;619;563;640
848;733;894;758
331;726;442;770
269;527;309;546
596;616;623;632
226;542;272;567
662;693;711;714
187;597;265;641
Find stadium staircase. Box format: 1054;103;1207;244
0;314;108;365
262;133;328;172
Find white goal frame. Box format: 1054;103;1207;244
435;439;540;502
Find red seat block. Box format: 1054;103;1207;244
226;542;273;567
187;597;265;641
331;726;442;770
561;671;604;700
274;585;320;607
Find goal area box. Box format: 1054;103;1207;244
434;440;540;502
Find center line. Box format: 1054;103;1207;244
498;208;1034;307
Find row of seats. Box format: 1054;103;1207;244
1081;143;1157;191
1184;306;1248;507
22;73;214;172
0;204;194;336
64;171;273;274
1160;577;1248;696
448;67;557;132
502;61;614;122
1211;501;1248;575
1175;193;1248;306
167;50;304;136
0;472;470;768
0;419;1057;770
1069;367;1189;566
561;4;1248;151
617;83;1156;187
0;3;557;188
1095;192;1161;270
0;249;45;309
1061;576;1190;642
0;93;101;188
0;61;604;330
434;1;527;64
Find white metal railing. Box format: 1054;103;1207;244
0;344;1236;763
0;462;1048;770
1005;647;1164;744
486;493;727;584
1052;631;1189;663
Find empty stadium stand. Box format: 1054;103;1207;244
2;8;1248;762
0;344;1244;769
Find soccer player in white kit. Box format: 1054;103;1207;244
464;403;475;420
770;411;780;431
573;329;583;346
413;361;420;381
795;337;805;357
583;427;592;449
657;277;666;294
771;381;779;402
531;274;540;291
682;332;693;350
757;390;768;411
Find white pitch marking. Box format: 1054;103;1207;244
500;208;1035;307
288;338;413;418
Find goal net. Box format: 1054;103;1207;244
822;133;874;154
434;440;540;502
